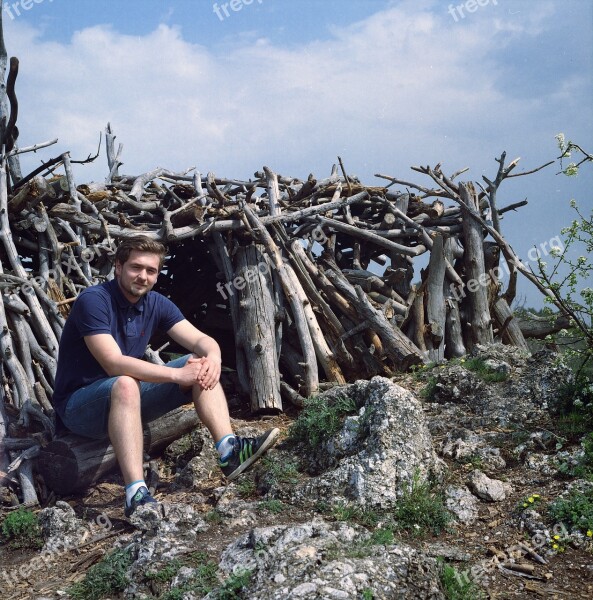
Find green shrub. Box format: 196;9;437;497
288;394;357;452
394;472;452;536
548;484;593;534
159;554;218;600
439;561;486;600
214;568;253;599
68;548;134;600
1;507;43;549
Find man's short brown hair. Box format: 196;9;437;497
115;236;167;270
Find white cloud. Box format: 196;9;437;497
3;2;589;188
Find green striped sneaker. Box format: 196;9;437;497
220;428;280;481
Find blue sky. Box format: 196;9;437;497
2;0;592;307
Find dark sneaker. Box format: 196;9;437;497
124;486;157;517
220;428;280;481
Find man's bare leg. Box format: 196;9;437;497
191;382;233;442
108;376;144;486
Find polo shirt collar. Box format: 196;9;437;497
108;278;146;313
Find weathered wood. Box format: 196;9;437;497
37;407;201;495
516;311;571;339
242;203;319;396
493;297;530;351
425;234;446;363
459;182;494;347
235;244;282;412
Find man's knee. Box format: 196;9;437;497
111;376;141;405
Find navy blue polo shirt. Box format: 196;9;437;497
52;278;184;416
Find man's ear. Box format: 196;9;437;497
115;260;122;276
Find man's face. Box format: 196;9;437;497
115;250;161;303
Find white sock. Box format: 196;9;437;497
125;480;147;506
215;434;236;460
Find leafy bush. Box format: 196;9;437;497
288;394;357;452
548;484;593;534
439;561;486;600
1;507;43;549
394;472;452;536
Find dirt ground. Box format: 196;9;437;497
1;387;593;600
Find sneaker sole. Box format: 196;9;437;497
226;428;280;481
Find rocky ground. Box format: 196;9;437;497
2;344;593;599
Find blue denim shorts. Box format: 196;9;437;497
60;354;193;440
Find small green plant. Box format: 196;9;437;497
439;561;486;600
235;477;256;498
463;357;509;383
557;433;593;479
361;588;375;599
68;548;134;600
159;554;219;600
288;394;358;452
393;472;452;536
146;559;182;583
421;376;438;400
518;492;542;511
369;526;395;546
256;499;285;514
1;507;43;549
205;509;223;525
548;485;593;534
215;568;253;599
259;455;300;486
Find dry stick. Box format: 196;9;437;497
263;166;281;217
242;202;319;396
0;161;59;355
315;215;428;256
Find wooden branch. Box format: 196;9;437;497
425;234;446;362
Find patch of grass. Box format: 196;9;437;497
330;502;381;529
439;561;486;600
146;559;182;583
557;412;591;439
548;484;593;534
464;357;509;383
361;589;375;600
159;554;219;600
288;394;358;452
259;454;301;486
1;507;43;549
68;548;134;600
394;472;452;536
256;499;285;514
235;477;256;498
214;568;253;599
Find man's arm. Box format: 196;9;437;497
84;333;205;387
166;320;222;390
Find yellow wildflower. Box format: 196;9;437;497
587;530;593;538
552;544;559;549
553;535;560;540
528;497;535;503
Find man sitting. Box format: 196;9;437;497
52;235;278;517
